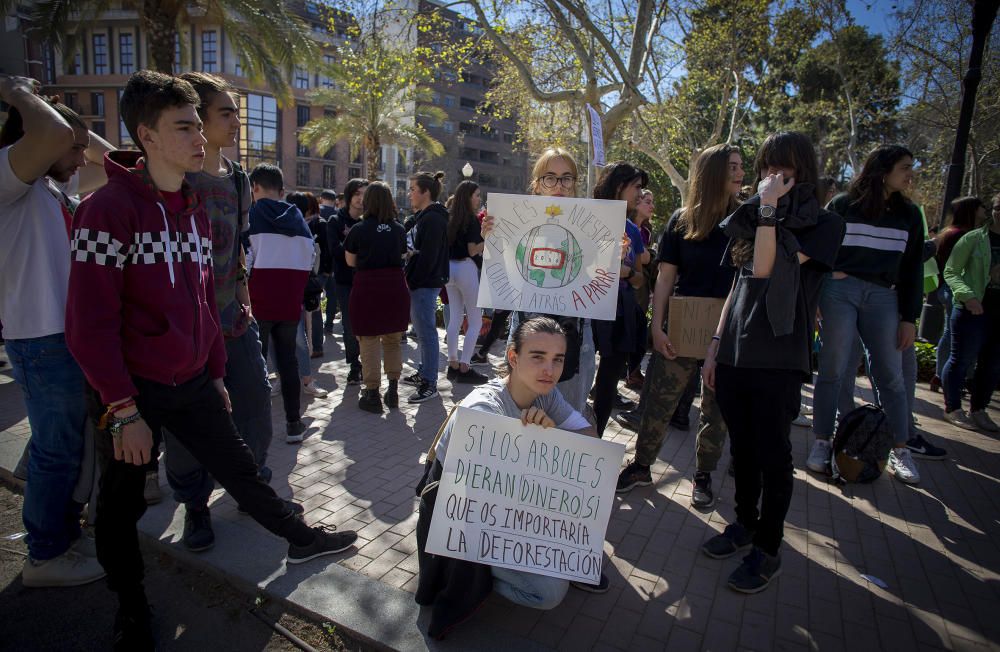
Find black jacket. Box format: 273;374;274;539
307;216;333;275
405;203;450;289
328;207;361;286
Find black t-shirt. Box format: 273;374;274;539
716;209;845;380
344;217;407;271
448;216;484;260
658;209;736;298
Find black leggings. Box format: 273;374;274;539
593;350;629;436
479;310;511;352
258;319;301;423
714;363;801;556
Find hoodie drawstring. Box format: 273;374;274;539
159;204;176;288
190;215;203;268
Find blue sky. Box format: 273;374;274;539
846;0;902;36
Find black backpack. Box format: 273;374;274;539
830;404;893;483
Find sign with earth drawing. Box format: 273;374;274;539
478;194;627;321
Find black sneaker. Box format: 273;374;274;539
614;394;636;411
570;572;610;594
728;546;782;594
470;349;490;366
455;367;489;385
446;365;459;381
239;499;304;516
408;381;439;404
616;459;653;493
906;434;947;460
383;380;399;408
402;371;423;386
691;471;716;509
346;364;363;386
702;522;754;559
614;409;641;432
287;525;358;564
670;413;691;431
358;388;383;413
258;465;273;484
112;600;154;652
182;506;215;552
286;419;306;444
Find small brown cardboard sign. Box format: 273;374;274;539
667;296;726;360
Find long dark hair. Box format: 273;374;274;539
946;196;983;231
682;144;741;241
498;317;565;378
363;181;396;223
446;180;479;245
752;132;822;203
593;161;648;201
847;145;914;218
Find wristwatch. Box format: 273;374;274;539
758;204;778;227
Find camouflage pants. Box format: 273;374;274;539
633;353;728;471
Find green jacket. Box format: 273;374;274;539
943;222;994;306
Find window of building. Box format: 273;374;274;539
459;122;476;134
443;94;456;108
503;131;515;144
91;120;106;138
241;93;279;169
119;32;134;74
442;121;455;135
63;92;78;112
480;150;498;164
348;166;361;179
441;70;457;83
92;33;108;75
297;162;311;188
464;73;481;86
201;30;218;73
323;146;336;161
91;92;105;117
461;147;477;160
297;142;310;158
294;67;309;89
323;165;336;188
173;34;181;74
396;180;408;207
319;54;335;87
479;172;496;185
118;90;134;147
71;52;82;75
42;46;55;83
296;104;311;128
235;59;244;77
460;97;477;110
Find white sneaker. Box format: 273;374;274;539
302;382;328;398
806;439;832;473
888;448;920;484
792;413;812;427
970;410;1000;433
22;550;106;588
944;409;977;431
71;531;97;558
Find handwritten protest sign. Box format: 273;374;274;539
478;194;627;321
666;296;726;359
425;407;626;583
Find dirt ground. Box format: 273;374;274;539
0;482;371;651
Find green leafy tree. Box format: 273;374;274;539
4;0;317;99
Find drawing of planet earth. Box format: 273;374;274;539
515;223;584;288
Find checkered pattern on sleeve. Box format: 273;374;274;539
71;228;130;268
128;231;213;265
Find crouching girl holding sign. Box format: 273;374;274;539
415;317;601;637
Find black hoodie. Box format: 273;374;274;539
405;202;450;289
329;206;361;285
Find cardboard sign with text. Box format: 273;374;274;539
425;407;626;583
667;296;726;360
477;194;626;321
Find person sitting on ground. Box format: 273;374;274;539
940;191;1000;433
416;317;603;630
616;144;743;510
344;181;410;413
64;70;357;649
248;164;316;444
702;131;843;594
444;180;488;385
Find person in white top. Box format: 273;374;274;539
0;75;112;588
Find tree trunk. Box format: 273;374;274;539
364;135;380;181
141;0;181;73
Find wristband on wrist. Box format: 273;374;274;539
711;335;721;342
108;411;142;437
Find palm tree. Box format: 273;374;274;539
299;37;447;181
4;0;316;98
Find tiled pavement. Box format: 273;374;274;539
2;328;999;651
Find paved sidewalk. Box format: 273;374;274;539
2;331;999;651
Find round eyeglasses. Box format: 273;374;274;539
537;174;577;190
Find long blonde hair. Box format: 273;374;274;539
528;147;579;195
681;144;741;241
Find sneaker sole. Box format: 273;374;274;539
287;541;356;565
691;495;717;509
615;479;652;494
408;391;440;404
183;540;215;553
701;541;752;560
569;580;610;594
728;566;782;594
805;462;830;474
890;468;920;485
286;436;305;444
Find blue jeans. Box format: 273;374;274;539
935;285;953;378
410;287;441;387
942;306;1000;412
6;334;87;560
491;565;568;610
165;320;273;508
813;276;909;445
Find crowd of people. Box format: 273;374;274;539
2;66;999;648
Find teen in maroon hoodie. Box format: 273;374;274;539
64;71;357;649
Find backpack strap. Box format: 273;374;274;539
424;404;459;465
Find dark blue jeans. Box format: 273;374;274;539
6;333;87;560
164;320;273;507
942;306;1000;412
